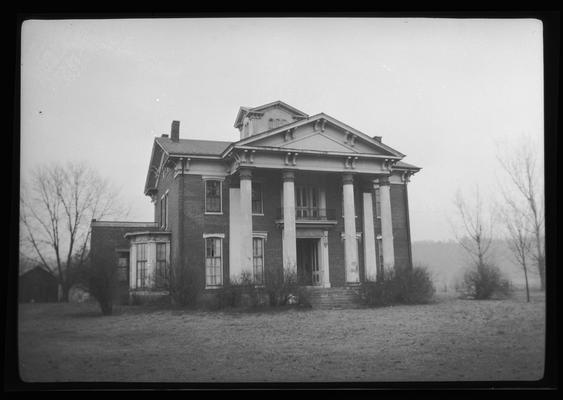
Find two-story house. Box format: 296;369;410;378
90;101;420;305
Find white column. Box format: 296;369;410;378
129;242;137;289
239;169;253;275
229;187;242;282
362;190;377;281
342;173;359;283
379;176;395;269
282;170;297;274
321;230;331;287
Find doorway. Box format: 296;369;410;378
296;238;321;286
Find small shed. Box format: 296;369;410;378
19;266;59;303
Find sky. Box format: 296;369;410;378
20;18;544;241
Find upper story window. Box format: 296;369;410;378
160;191;169;229
252;182;263;215
243;121;249;137
205;236;223;287
268;118;289;130
296;186;320;218
205;180;222;214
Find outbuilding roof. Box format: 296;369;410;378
155;137;232;156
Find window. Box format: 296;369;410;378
136;243;147;289
253;238;265;285
296;186;320;218
205;180;222;213
252;182;263;214
116;251;129;283
155;243;168;288
205;237;223;287
160;192;168;229
268;118;274;130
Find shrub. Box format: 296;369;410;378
169;265;202;307
359;268;399;307
359;266;435;307
264;267;300;307
394;265;436;304
212;272;268;310
461;262;512;300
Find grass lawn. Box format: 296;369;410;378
18;290;545;383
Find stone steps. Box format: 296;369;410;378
304;286;363;309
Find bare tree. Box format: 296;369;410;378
20;162;128;301
452;186;510;299
500;201;533;302
453;186;493;269
496;136;545;291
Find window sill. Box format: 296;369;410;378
205;212;223;216
252;213;264;217
205;285;223;290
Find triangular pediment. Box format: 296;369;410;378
233;114;403;157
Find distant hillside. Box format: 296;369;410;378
412;240;541;291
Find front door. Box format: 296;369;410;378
297;238;321;286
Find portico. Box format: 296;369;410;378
230;163;399;288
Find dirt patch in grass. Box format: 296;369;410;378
17;290;545;383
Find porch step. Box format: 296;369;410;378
304;286;363;309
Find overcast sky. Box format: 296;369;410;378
20;18;544;241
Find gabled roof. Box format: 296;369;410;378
234;100;309;128
224;113;405;158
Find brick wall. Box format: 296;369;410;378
390;183;412;272
180;174;231;290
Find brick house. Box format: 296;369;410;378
91;101;420;304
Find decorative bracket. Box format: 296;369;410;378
283;128;295;142
344;156;358;169
344;131;356;146
284;152;298;166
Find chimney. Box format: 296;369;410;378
171;120;180;142
161;134;169;138
372;135;382;143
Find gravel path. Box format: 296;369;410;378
18;290;545;383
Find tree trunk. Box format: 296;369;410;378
537;254;545;291
523;260;530;303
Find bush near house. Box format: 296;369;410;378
459;262;512;300
210;268;311;310
359;266;436;307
